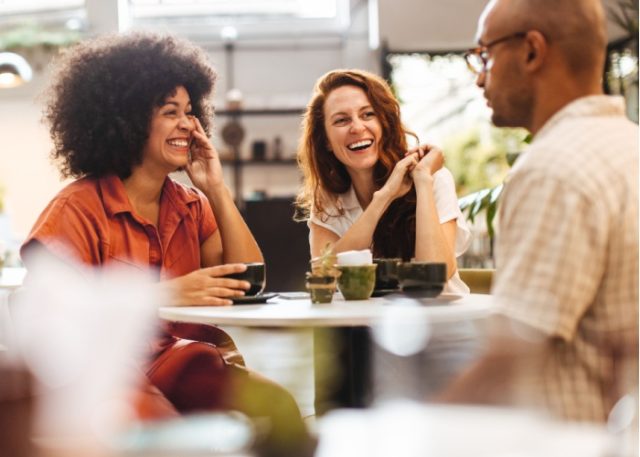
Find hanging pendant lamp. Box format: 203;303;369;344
0;52;33;88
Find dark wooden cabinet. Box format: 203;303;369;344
244;198;310;292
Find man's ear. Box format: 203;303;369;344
523;30;547;72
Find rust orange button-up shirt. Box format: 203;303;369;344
22;174;217;278
20;175;225;419
21;174;219;354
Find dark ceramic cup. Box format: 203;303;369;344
398;262;447;297
373;258;401;290
226;262;266;296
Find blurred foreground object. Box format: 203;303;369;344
8;247;159;454
114;412;255;456
316;401;613;457
0;357;34;457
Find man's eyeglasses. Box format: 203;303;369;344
464;32;527;75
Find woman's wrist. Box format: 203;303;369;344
203;183;231;202
414;174;434;193
156;279;179;308
371;189;393;211
372;188;390;204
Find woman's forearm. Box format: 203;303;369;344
203;184;263;263
414;180;457;278
331;190;393;253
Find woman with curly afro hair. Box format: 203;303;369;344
296;69;471;293
21;32;313;456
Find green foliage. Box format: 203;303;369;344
453;128;530;239
0;24;80;51
444;125;528;198
458;184;503;239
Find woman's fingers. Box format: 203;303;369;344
171;264;259;307
208;278;251;291
406;144;445;176
197;265;251;290
396;152;418;170
193;116;207;134
406;144;428;157
201;263;247;277
387;154;418;185
191;295;234;307
207;286;247;297
405;143;442;159
190;130;215;155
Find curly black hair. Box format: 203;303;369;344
43;32;216;179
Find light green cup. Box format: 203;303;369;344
336;264;377;300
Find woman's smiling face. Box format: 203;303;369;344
323;85;382;175
141;85;196;173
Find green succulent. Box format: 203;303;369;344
309;243;340;278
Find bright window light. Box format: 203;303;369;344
127;0;348;39
0;0;84;14
129;0;339;19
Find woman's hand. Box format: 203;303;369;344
163;264;250;306
185;116;225;191
377;153;418;202
409;144;444;186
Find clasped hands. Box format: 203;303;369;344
381;144;445;200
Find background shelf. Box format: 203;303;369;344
221;158;297;166
215;108;305;116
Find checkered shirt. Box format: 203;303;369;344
492;95;639;422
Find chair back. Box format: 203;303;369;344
458;268;494;294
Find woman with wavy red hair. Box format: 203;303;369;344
296;69;470;293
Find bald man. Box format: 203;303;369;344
441;0;638;422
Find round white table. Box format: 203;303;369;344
159;292;495;414
159;292;494;328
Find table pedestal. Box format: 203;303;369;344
314;327;372;415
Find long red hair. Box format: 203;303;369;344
295;69;418;260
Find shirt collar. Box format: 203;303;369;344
535;95;626;142
506;95;626;180
99;175;133;217
99;174;199;218
336;185;362;212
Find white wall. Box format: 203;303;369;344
379;0;629;52
0;67;71;243
379;0;485;51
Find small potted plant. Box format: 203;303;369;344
306;243;340;304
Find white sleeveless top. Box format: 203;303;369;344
309;168;471;294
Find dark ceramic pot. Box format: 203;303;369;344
398;262;447;297
373;258;401;290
